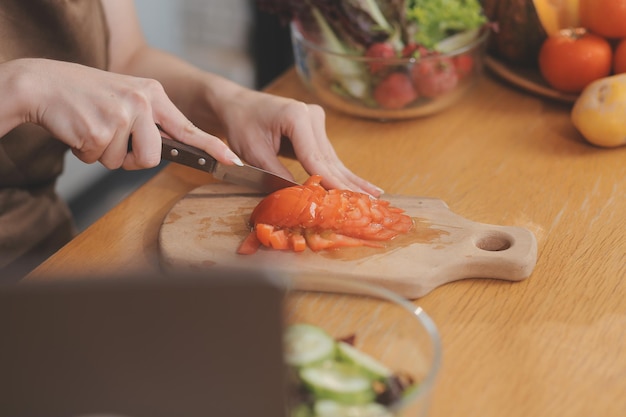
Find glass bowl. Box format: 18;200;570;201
283;274;441;417
290;20;489;121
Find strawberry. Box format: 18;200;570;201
364;42;396;73
411;56;459;98
373;72;418;110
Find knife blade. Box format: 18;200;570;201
160;137;299;193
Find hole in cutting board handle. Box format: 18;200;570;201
474;232;513;252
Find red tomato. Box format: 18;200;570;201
268;228;289;250
411;56;459;98
290;233;307;252
579;0;626;39
250;185;321;227
401;42;430;59
538;28;613;93
373;72;418;110
364;42;396;73
242;175;414;254
254;223;274;247
453;54;474;78
236;231;261;255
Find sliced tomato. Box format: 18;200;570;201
240;175;414;255
251;186;321;228
342;215;372;229
325;232;384;249
304;175;324;187
290;232;307;252
269;228;290;250
304;231;336;252
250;188;301;226
255;223;274;247
391;215;414;233
237;231;262;255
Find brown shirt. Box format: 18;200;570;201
0;0;109;277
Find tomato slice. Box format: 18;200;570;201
255;223;274;247
290;233;307;252
326;233;385;249
237;231;262;255
269;228;290;250
304;231;335;252
240;175;414;255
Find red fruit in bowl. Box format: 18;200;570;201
364;42;396;73
373;72;418;110
401;42;430;59
411;56;459;98
453;54;474;78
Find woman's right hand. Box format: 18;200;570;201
0;58;242;170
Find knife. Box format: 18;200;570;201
160;137;299;193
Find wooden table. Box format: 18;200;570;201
28;69;626;417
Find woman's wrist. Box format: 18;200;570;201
0;58;40;135
192;72;248;134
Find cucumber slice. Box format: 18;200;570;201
336;342;392;380
285;323;335;367
300;362;376;404
313;399;393;417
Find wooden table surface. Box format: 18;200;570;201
28;69;626;417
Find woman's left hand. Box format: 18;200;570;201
214;87;384;198
101;0;382;197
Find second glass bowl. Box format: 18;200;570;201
283;274;442;417
291;21;489;121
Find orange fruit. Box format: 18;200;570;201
579;0;626;39
614;38;626;75
538;28;613;93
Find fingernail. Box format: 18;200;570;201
228;152;244;166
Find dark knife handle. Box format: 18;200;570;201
160;137;218;173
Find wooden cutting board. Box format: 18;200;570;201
158;183;538;299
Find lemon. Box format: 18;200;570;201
571;74;626;148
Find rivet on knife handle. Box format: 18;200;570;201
161;137;217;173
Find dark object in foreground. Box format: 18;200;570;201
0;269;288;417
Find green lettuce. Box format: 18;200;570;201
405;0;487;48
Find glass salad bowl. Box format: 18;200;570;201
290;20;490;121
283;274;441;417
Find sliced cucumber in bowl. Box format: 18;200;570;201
285;323;415;417
300;361;376;404
336;341;392;381
285;323;336;367
314;399;394;417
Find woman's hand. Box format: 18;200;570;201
1;58;241;170
99;0;383;196
211;85;384;197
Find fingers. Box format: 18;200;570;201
23;61;240;172
244;139;296;181
121;117;162;170
289;104;384;197
95;127;133;169
154;104;242;167
46;61;381;197
102;78;242;171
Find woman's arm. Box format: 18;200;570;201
100;0;233;133
100;0;383;196
0;57;241;170
0;61;29;139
